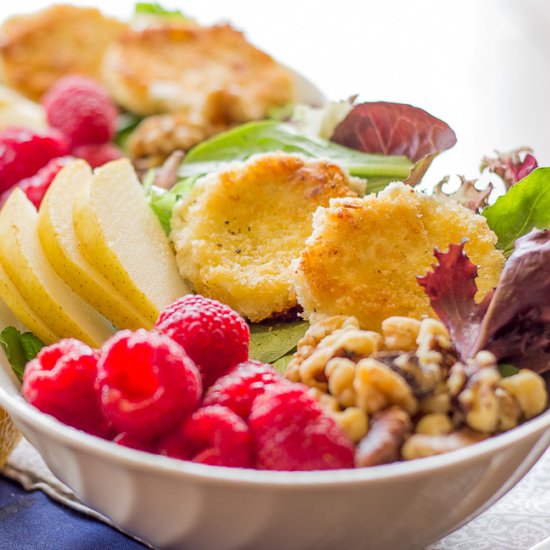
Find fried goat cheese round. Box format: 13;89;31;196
292;182;505;331
102;23;294;121
0;5;126;100
170;153;364;322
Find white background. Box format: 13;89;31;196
3;0;550;186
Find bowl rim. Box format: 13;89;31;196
2;378;550;489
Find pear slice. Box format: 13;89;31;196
0;189;114;347
38;160;152;330
0;262;59;344
73;158;189;324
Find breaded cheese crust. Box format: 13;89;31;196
0;5;126;100
171;153;362;322
292;183;505;331
102;23;294;120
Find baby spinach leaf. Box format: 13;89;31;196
271;351;296;374
179;121;412;193
150;120;413;232
483;167;550;256
134;2;187;18
0;327;44;381
249;321;309;364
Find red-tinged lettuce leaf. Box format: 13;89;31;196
480;147;538;190
433;176;493;213
154;150;184;190
471;229;550;372
402;154;436;187
419;230;550;373
417;241;492;358
331;102;457;185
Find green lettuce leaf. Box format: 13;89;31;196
145;175;198;234
271;351;295;374
179;120;412;193
115;113;143;151
134;2;188;18
483;167;550;256
148;120;413;232
498;364;519;378
0;327;45;381
249;321;308;364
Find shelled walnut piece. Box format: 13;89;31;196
356;407;411;467
286;315;549;466
128;113;224;168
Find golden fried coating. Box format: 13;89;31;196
102;23;294;121
171;153;363;322
292;183;505;331
0;5;126;100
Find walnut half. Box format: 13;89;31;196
355;407;411;467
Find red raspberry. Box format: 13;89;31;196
113;432;156;453
0;127;69;193
96;330;202;440
203;360;284;418
157;405;252;468
156;295;250;387
42;75;118;147
249;385;355;471
71;143;123;168
17;156;73;208
22;339;110;438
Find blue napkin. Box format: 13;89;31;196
0;475;147;549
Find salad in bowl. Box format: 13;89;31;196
0;2;549;549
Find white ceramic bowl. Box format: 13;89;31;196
1;352;550;550
0;68;548;549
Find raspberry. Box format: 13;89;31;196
0;127;69;193
22;339;110;438
113;432;156;453
249;385;355;471
17;156;73;208
96;330;202;440
157;405;252;468
42;76;118;147
71;143;123;168
203;360;284;418
156;295;250;387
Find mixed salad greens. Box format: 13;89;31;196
2;93;550;379
139;100;550;376
419;227;550;373
147;101;457;234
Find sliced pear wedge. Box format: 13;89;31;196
0;262;59;344
73;158;189;324
38;160;152;330
0;189;114;347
